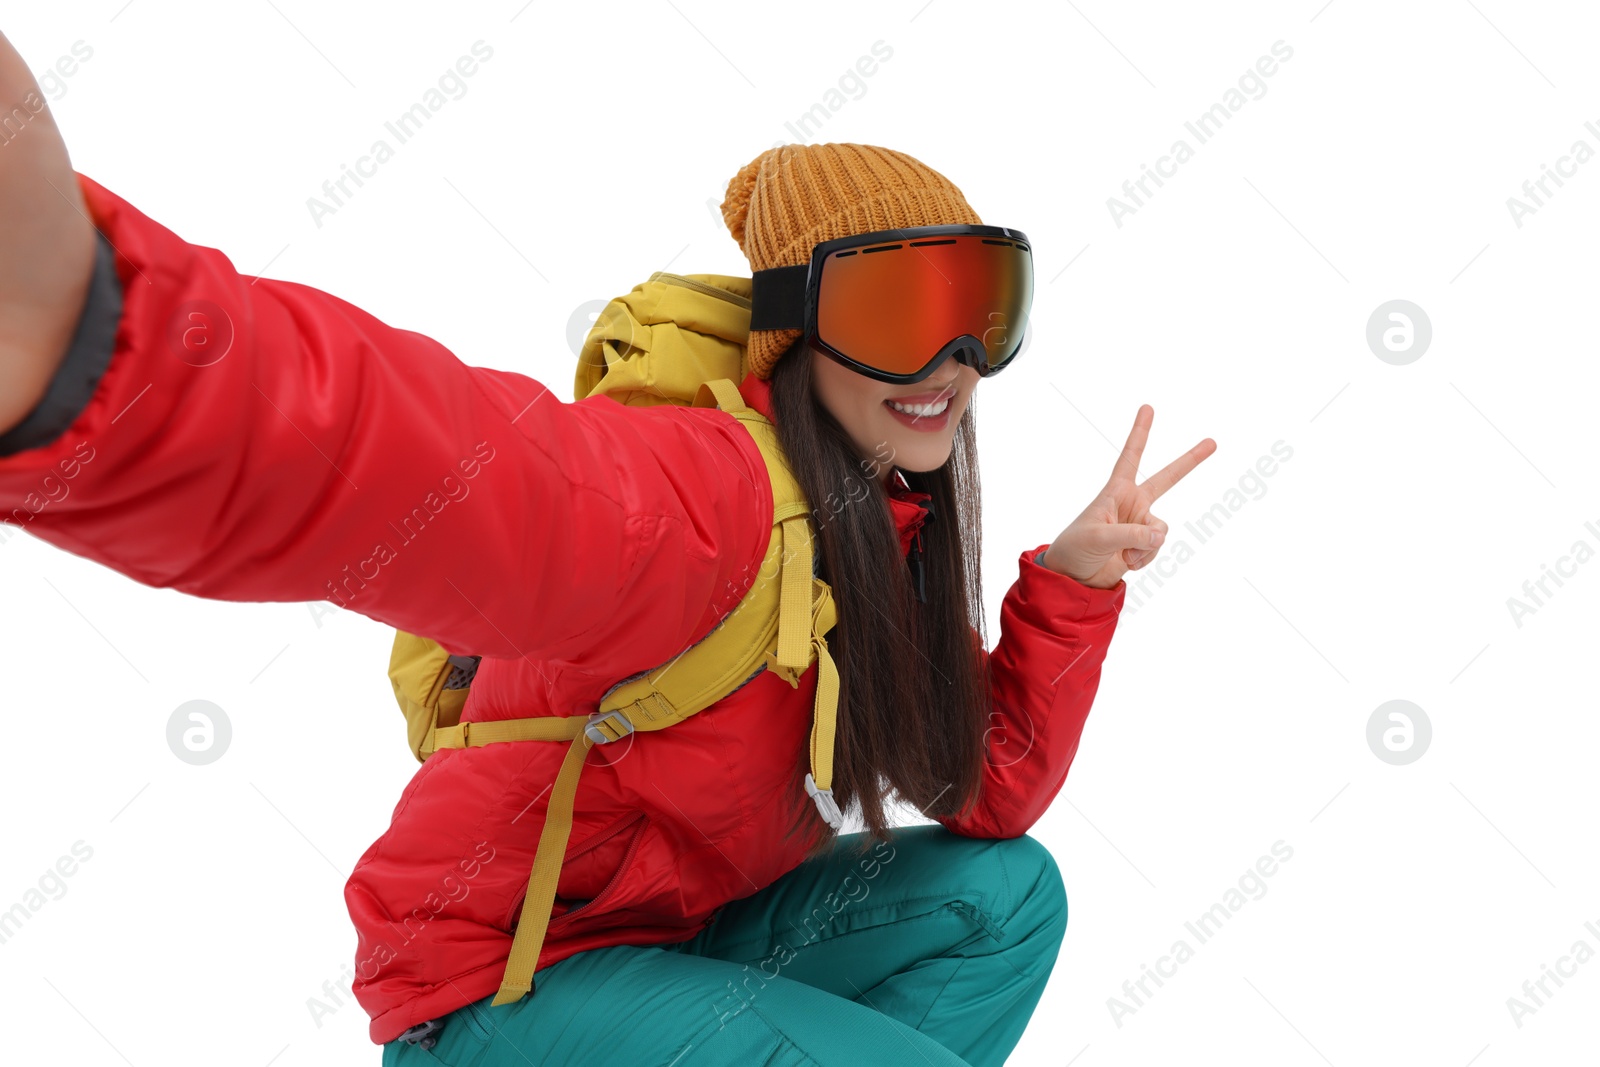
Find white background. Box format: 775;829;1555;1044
3;1;1597;1064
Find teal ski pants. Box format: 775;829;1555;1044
382;823;1069;1066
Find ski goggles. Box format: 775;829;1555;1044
749;224;1034;385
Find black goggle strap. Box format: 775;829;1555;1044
749;264;810;332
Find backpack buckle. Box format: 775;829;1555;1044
805;772;844;830
399;1019;445;1049
585;709;635;745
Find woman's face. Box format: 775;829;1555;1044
810;343;980;485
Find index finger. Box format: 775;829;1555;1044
1110;404;1154;485
1139;437;1217;502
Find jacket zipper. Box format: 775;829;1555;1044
906;495;934;604
550;811;648;924
908;528;927;604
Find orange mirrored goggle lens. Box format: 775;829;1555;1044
815;232;1033;378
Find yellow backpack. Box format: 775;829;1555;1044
385;273;842;1007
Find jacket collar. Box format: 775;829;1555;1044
737;373;932;558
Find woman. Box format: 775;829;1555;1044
0;32;1214;1064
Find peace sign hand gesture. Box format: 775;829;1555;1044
1039;405;1216;591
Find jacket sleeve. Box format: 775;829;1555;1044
0;172;772;671
934;544;1126;839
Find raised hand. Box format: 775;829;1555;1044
0;29;98;436
1039;404;1216;590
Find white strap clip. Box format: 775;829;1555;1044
804;772;844;830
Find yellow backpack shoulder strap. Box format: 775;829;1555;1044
382;377;840;1008
683;378;842;825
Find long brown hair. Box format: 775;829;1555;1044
768;341;993;862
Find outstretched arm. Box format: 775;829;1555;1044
0;34;771;679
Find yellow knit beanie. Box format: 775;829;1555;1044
719;143;984;380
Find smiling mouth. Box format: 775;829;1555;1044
885;395;952;417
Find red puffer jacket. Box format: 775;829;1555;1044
0;174;1127;1045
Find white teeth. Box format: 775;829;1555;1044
888;397;950;417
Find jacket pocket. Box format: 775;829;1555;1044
503;810;650;932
